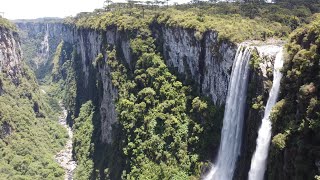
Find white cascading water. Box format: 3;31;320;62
204;45;251;180
38;24;50;69
248;47;284;180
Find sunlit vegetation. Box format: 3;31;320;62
52;41;64;81
65;1;320;42
53;14;224;178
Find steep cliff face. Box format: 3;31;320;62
75;29;115;144
0;27;21;135
15;22;74;78
155;27;236;105
0;25;22;140
0;26;22;84
16;22;237;178
74;28;136;144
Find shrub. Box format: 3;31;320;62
272;133;287;150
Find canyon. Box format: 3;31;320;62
1;3;320;179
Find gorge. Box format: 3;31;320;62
1;1;320;180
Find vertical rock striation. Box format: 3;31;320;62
158;27;236;105
0;26;22;84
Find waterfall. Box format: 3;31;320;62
38;24;50;69
204;45;251;180
248;47;284;180
43;24;50;58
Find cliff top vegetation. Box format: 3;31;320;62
0;17;16;31
64;1;320;42
13;18;63;24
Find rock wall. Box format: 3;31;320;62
15;22;74;78
0;26;22;84
155;27;236;105
75;29;110;143
0;121;12;139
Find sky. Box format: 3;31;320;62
0;0;190;20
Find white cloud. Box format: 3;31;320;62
0;0;192;20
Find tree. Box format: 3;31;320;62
190;0;199;4
159;0;166;7
165;0;170;8
104;0;113;10
146;1;152;5
144;1;152;9
154;0;160;7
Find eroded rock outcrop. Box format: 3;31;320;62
0;26;22;84
0;121;12;139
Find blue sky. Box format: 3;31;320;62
0;0;191;20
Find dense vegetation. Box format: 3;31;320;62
0;68;67;180
107;48;212;179
73;101;95;180
66;1;320;42
269;14;320;179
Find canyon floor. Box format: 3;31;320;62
55;103;77;180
